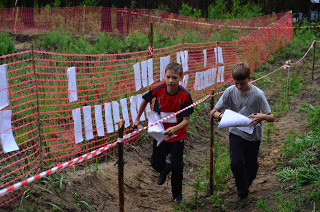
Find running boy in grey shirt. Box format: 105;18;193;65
210;62;275;201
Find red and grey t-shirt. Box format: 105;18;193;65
143;82;194;142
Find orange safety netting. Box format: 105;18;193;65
0;8;292;206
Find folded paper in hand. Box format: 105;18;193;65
147;111;168;146
218;109;254;134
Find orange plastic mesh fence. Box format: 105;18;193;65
0;10;292;206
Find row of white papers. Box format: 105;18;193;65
194;66;224;91
0;110;19;153
204;47;224;68
72;94;151;144
134;58;154;91
159;51;189;81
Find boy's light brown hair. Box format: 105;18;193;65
232;62;251;81
165;62;183;77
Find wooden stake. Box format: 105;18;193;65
312;41;316;81
209;89;215;195
148;22;153;58
286;61;290;107
117;119;125;212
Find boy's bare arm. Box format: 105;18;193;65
132;99;148;127
248;112;275;126
164;116;190;136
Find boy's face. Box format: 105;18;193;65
164;70;182;93
234;77;251;94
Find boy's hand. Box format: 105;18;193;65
131;120;140;132
164;126;176;136
248;113;264;127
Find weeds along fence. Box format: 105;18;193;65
0;10;292;206
0;7;291;40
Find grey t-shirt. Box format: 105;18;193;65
215;84;271;141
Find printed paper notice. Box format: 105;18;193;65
112;101;120;131
72;108;83;144
0;64;9;110
141;60;148;88
94;105;105;137
137;94;145;121
120;98;130;128
217;66;225;83
130;96;138;122
67;67;78;102
134;62;142;91
203;49;207;68
104;103;114;133
0;110;19;153
148;58;154;86
83;106;94;140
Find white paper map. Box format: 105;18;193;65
218;109;254;134
0;110;19;153
147;111;168;146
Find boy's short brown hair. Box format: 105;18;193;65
165;62;183;76
232;62;251;81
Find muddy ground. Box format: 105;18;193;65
0;36;319;212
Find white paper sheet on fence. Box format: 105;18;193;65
130;96;138;122
104;102;114;133
218;109;254;134
211;68;217;84
203;49;207;68
180;51;188;72
0;64;9;110
179;74;189;88
137;94;145;121
0;110;19;153
112;101;120;131
141;60;148;88
204;70;209;88
176;52;181;64
72;108;83;144
207;69;212;87
217;66;225;83
94;105;105;137
147;111;168;146
148;58;154;86
83;106;94;141
67;67;78;103
200;72;205;90
134;62;142;91
120;98;130;128
160;57;165;81
218;47;224;64
194;72;199;91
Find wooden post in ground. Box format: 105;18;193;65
209;89;215;195
286;61;291;108
312;41;317;81
148;22;153;58
117;119;125;212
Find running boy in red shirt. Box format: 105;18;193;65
133;62;194;204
